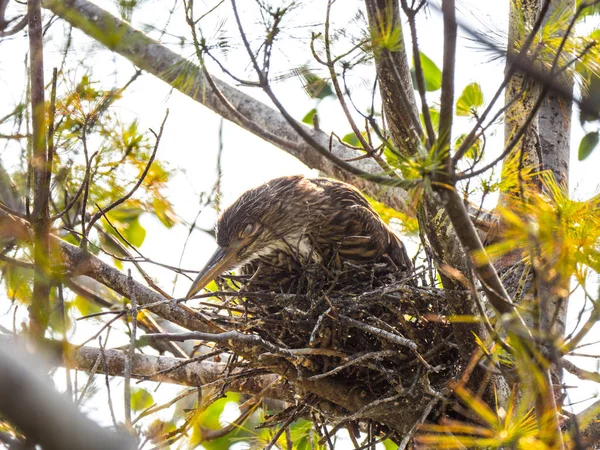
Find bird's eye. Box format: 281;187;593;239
240;223;255;238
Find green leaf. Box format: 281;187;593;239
62;233;80;246
295;67;334;99
421;108;439;131
152;197;176;229
116;0;140;21
455;133;483;160
106;206;143;222
302;108;317;125
75;75;100;100
124;217;146;247
130;387;154;412
104;207;146;247
342;132;361;147
288;419;326;450
578;131;599;161
4;265;32;303
411;52;442;92
383;438;399;449
456;82;484;117
578;0;600;17
191;394;242;449
73;295;102;317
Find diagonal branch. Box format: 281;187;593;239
364;0;421;156
42;0;414;215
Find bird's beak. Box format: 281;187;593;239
186;246;239;299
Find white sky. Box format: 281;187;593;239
1;0;600;445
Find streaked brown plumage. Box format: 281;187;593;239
186;175;412;298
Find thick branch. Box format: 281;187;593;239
537;0;575;354
500;0;544;205
73;345;292;400
539;0;574;190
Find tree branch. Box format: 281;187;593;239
72;345;292;399
42;0;414;215
28;0;51;338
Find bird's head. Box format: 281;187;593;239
185;176;313;299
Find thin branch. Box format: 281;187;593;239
124;269;137;427
84;110;169;237
337;314;417;351
29;0;51;338
561;359;600;383
438;0;457;179
49;150;98;221
564;302;600;353
229;0;415;189
98;334;119;428
0;15;27;37
322;1;386;171
144;331;303;363
400;0;436;147
457;87;549;180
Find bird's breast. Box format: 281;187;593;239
252;233;324;265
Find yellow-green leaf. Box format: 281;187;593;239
456;82;484;117
73;295;102;317
302;108;317;125
130;387;154;412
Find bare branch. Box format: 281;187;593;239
71;345;292;399
364;0;422;155
561;358;600;383
29;0;51;337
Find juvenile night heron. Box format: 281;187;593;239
186;175;412;299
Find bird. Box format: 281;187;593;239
186;175;412;299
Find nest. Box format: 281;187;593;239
198;258;465;436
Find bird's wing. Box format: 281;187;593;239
345;204;413;271
309;177;412;270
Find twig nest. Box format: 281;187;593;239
202;260;463;407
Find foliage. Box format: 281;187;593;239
578;131;599;160
1;0;600;448
418;385;545;449
487;172;600;285
456;82;484;118
411;52;442;92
